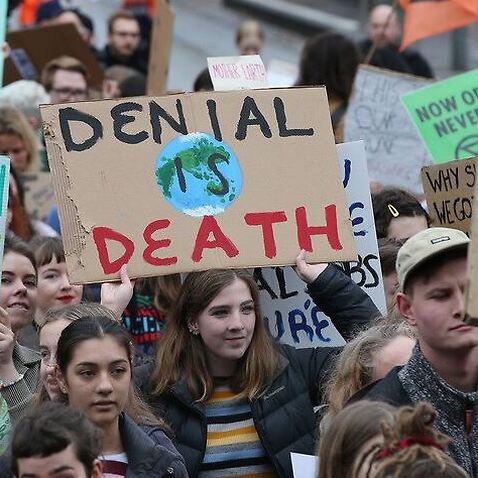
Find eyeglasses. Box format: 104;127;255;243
51;87;88;100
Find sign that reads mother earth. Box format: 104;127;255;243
41;88;355;283
402;70;478;164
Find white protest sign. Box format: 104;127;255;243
257;141;386;348
207;55;267;91
267;59;298;88
344;66;433;193
291;453;319;478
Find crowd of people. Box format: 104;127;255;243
0;0;476;477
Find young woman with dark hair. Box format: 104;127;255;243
56;314;188;477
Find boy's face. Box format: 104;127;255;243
397;257;478;353
16;444;102;478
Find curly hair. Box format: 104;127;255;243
372;402;468;478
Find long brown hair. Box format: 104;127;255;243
55;308;166;430
373;402;468;478
152;268;280;402
318;401;395;478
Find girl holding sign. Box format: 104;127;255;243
55;314;188;477
136;252;380;478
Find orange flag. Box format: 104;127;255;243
400;0;478;50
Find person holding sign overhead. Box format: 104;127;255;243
135;251;380;478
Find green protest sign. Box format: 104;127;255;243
402;70;478;164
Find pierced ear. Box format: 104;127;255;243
396;292;417;327
187;318;199;335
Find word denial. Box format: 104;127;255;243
92;205;342;274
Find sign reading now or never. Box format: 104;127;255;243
421;157;476;234
208;55;267;91
402;70;478;164
40;88;356;284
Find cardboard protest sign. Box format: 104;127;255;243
208;56;267;91
147;0;175;96
41;88;356;284
421;157;476;233
402;70;478;164
258;141;386;348
344;65;433;193
465;182;478;324
4;23;104;88
0;157;10;278
20;172;55;222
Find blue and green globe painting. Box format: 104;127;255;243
155;133;243;217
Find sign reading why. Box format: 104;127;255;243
402;70;478;164
421;157;476;233
258;141;386;348
344;65;432;193
208;55;267;91
41;88;356;284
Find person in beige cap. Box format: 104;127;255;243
360;227;478;477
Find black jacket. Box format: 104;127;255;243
135;265;380;477
119;414;188;478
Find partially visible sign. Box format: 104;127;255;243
344;65;433;193
20;172;55;222
267;59;298;88
147;0;175;96
402;70;478;164
0;157;10;278
4;23;104;88
208;55;267;91
258;141;386;348
421;157;476;233
0;0;7;85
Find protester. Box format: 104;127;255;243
97;10;148;75
296;32;360;142
323;321;415;426
56;315;188;477
318;401;395;478
372;187;429;240
10;402;103;478
122;274;181;356
0;106;40;174
30;236;83;327
358;4;434;78
361;227;478;476
372;402;469;478
0;235;40;424
135;251;380;477
378;238;403;309
235;20;264;56
103;64;139;99
41;56;90;104
193;68;213;92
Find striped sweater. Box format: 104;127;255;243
199;381;277;478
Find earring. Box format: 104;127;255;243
60;386;67;394
188;325;199;335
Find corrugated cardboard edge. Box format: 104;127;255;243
465;168;478;324
40;106;88;276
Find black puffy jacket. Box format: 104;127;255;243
135;265;380;477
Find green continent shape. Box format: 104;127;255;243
156;159;175;198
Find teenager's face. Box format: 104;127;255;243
16;444;102;478
0;134;29;173
191;278;256;376
0;252;37;333
397;257;478;353
37;258;83;316
58;336;131;429
39;318;71;400
387;215;428;241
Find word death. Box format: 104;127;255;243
92;206;343;274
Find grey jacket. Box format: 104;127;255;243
363;345;478;477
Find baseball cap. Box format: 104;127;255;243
396;227;469;291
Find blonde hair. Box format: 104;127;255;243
325;321;414;419
152;269;280;402
373;402;468;478
0;106;40;171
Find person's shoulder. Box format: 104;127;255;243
357;366;411;406
14;342;40;365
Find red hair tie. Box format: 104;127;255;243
377;436;443;460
